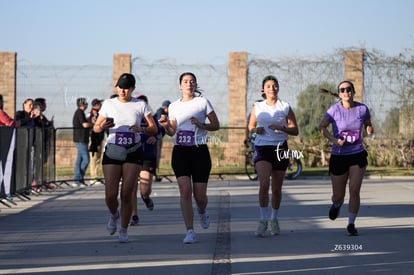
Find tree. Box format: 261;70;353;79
296;83;337;139
382;107;400;139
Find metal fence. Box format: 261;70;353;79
1;126;55;206
13;50;414;177
17;50;414;136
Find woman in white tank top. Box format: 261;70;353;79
248;75;299;237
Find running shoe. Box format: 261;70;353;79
31;181;40;192
130;215;139;226
183;229;196;244
141;195;154;211
199;212;210;229
44;183;56;189
71;182;80;188
329;202;343;220
347;224;359;236
254;220;268;237
270;219;280;235
107;211;119;235
118;228;129;243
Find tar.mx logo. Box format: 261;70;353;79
275;144;304;161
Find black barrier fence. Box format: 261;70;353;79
0;126;55;207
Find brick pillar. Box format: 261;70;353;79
113;54;132;94
226;52;248;164
0;52;17;117
344;50;364;102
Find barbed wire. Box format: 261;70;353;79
16;48;414;134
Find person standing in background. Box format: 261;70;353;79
15;98;36;127
15;98;41;191
33;98;53;128
33;97;55;189
72;97;92;187
0;94;17;127
88;98;105;185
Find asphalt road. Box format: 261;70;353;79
1;176;413;274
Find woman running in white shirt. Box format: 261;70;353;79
158;72;220;244
248;75;299;237
93;73;157;243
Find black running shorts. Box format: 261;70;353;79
253;141;289;171
329;150;368;176
171;144;212;182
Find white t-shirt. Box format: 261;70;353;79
99;97;151;146
168;96;214;146
253;99;290;146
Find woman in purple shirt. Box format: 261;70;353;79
319;80;374;236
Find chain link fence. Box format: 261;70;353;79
16;49;414;174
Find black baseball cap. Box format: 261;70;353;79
115;73;136;89
91;98;103;106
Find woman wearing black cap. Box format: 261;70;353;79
93;73;157;243
248;75;299;237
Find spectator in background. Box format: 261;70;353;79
15;98;37;127
33;97;55;189
88;98;105;185
0;94;18;127
0;94;17;200
72;97;92;187
153;99;170;180
15;98;41;192
33;98;53;128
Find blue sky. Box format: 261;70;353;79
1;0;413;65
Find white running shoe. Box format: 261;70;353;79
270;219;280;235
107;211;119;235
183;229;196;244
254;220;268;237
199;212;210;229
118;228;128;243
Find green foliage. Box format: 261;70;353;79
382;107;400;138
295;83;337;139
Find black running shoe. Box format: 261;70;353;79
130;215;139;226
347;224;359;236
329;203;343;220
141;195;154;211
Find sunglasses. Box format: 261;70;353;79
339;87;353;93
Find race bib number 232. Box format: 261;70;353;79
176;130;195;146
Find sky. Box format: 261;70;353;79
1;0;413;65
